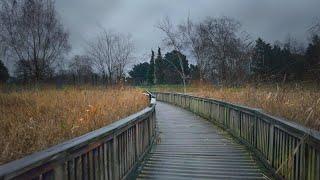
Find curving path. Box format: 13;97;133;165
136;102;269;180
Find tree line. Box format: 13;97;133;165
0;0;69;83
251;36;320;82
129;47;197;85
0;0;134;85
129;16;320;86
0;0;319;86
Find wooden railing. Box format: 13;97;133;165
154;92;320;180
0;94;156;180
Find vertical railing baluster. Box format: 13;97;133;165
268;122;275;165
112;135;119;180
108;141;113;180
299;140;306;180
53;163;65;180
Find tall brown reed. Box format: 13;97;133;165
155;82;320;131
0;86;148;165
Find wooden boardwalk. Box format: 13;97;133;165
136;102;269;180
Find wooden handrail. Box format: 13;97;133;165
154;92;320;180
0;93;156;180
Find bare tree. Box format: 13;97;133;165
197;16;252;84
157;17;188;93
87;30;114;84
283;34;305;55
178;16;208;82
87;29;134;85
0;0;70;82
309;18;320;36
158;16;252;86
113;34;134;83
69;55;93;84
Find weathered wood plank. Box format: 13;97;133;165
137;102;269;179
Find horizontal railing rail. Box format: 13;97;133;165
154;92;320;180
0;93;156;180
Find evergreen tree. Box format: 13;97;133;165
251;38;273;79
252;38;305;81
0;60;9;83
305;35;320;81
269;44;288;78
147;50;155;84
155;47;165;84
190;64;200;80
129;62;150;85
163;50;190;84
286;54;306;80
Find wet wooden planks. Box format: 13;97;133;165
137;102;268;180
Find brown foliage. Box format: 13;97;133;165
0;86;148;164
156;82;320;131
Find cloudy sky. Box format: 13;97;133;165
55;0;320;63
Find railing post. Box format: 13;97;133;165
53;164;66;179
148;116;152;145
197;99;199;114
209;101;212;121
135;123;139;158
153;110;156;136
253;116;258;148
217;104;220;122
239;110;242;138
268;122;275;164
112;135;119;180
299;139;306;180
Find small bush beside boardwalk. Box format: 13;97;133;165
146;82;320;131
0;85;148;165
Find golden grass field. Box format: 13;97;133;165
150;82;320;131
0;86;148;165
1;82;319;165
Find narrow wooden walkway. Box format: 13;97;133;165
136;102;268;180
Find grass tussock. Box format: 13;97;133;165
152;82;320;131
0;86;148;165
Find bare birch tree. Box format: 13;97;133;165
87;30;134;85
114;34;134;83
159;16;251;85
178;16;208;82
157;16;188;93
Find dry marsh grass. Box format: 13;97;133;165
153;82;320;131
0;86;148;165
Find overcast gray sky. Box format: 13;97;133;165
55;0;320;63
